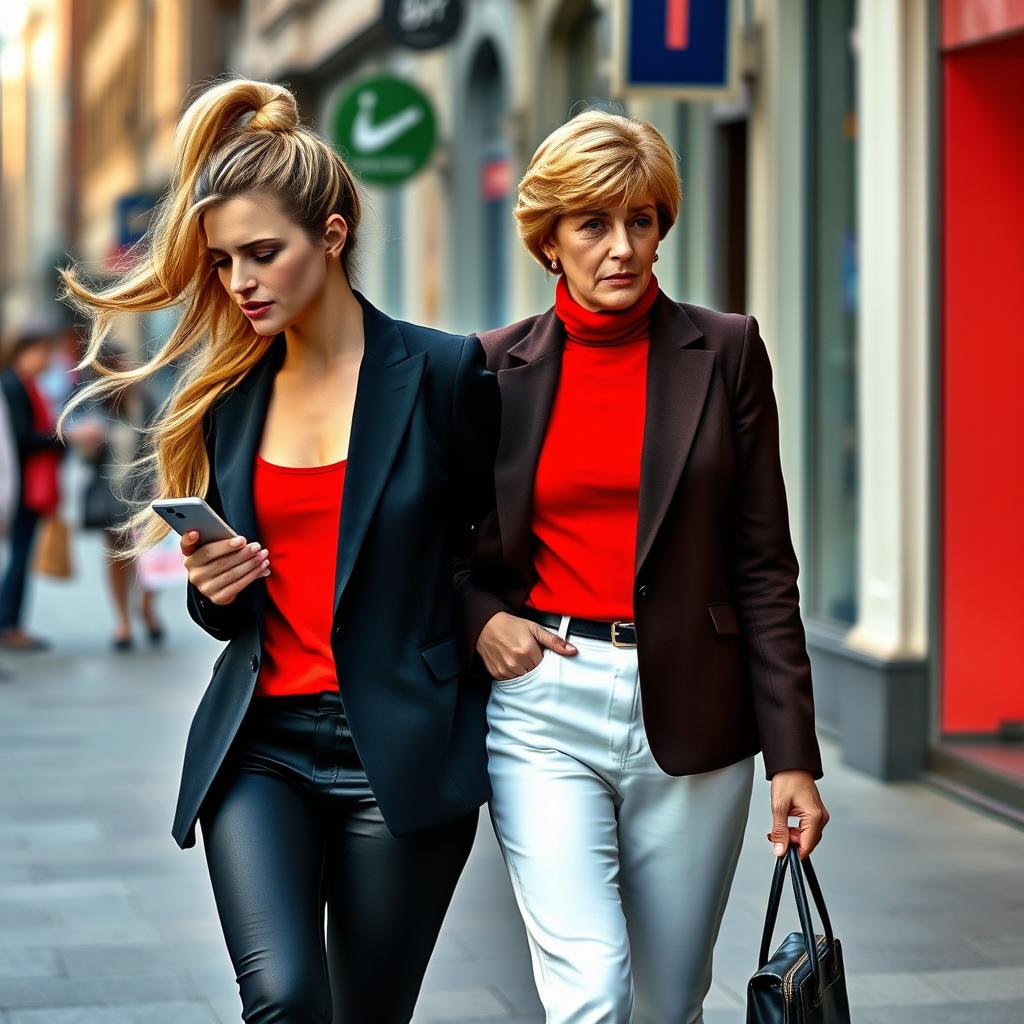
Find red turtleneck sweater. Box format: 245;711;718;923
525;275;657;620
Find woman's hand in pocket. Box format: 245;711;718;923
476;611;577;680
181;531;270;606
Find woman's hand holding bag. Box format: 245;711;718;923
768;769;830;858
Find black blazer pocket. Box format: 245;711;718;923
419;636;463;681
708;602;741;636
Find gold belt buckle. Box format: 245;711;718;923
610;621;637;648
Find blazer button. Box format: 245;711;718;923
333;624;343;636
249;654;259;673
637;584;650;600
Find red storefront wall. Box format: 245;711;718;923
941;1;1024;733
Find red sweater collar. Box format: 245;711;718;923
555;274;659;346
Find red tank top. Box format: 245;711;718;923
253;455;346;697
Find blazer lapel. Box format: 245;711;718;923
333;296;426;614
212;334;286;624
495;309;564;582
635;295;713;574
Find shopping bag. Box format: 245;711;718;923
32;516;74;579
138;530;188;591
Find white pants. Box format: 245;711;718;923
486;618;754;1024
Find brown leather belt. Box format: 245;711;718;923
519;608;638;648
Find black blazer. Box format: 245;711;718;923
172;295;499;848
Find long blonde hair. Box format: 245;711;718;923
60;77;362;554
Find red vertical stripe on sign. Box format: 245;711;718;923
666;0;690;51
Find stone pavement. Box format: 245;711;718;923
1;531;1022;1023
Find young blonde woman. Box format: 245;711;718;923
62;79;498;1023
459;111;829;1023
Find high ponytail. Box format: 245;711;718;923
59;77;363;557
171;80;298;206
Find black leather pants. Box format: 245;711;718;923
200;691;478;1024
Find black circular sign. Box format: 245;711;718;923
383;0;463;50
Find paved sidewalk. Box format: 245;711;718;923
0;531;1022;1023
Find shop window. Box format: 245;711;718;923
806;0;858;626
453;40;508;331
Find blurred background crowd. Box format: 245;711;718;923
0;0;1022;827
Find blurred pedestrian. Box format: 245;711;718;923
460;111;830;1023
0;376;16;533
60;78;497;1023
77;344;164;651
0;383;17;680
0;327;100;651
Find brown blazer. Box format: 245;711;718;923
458;290;822;780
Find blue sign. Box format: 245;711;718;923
116;193;156;247
619;0;735;96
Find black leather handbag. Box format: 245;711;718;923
746;845;851;1023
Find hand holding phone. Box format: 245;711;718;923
152;497;270;606
151;497;237;544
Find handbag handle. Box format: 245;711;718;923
758;845;835;998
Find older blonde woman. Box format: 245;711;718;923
458;111;829;1023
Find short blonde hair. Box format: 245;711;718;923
515;110;681;270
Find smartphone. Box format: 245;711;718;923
151;497;238;544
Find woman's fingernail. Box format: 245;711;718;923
566;644;577;653
774;842;786;856
259;549;268;559
232;536;246;547
262;569;271;577
248;542;260;553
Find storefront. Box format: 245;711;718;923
932;0;1024;816
216;0;1022;818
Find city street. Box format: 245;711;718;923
1;531;1022;1024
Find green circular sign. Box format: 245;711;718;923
330;74;437;187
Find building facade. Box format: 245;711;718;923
229;0;1024;812
71;0;234;360
0;0;75;331
3;0;1020;813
